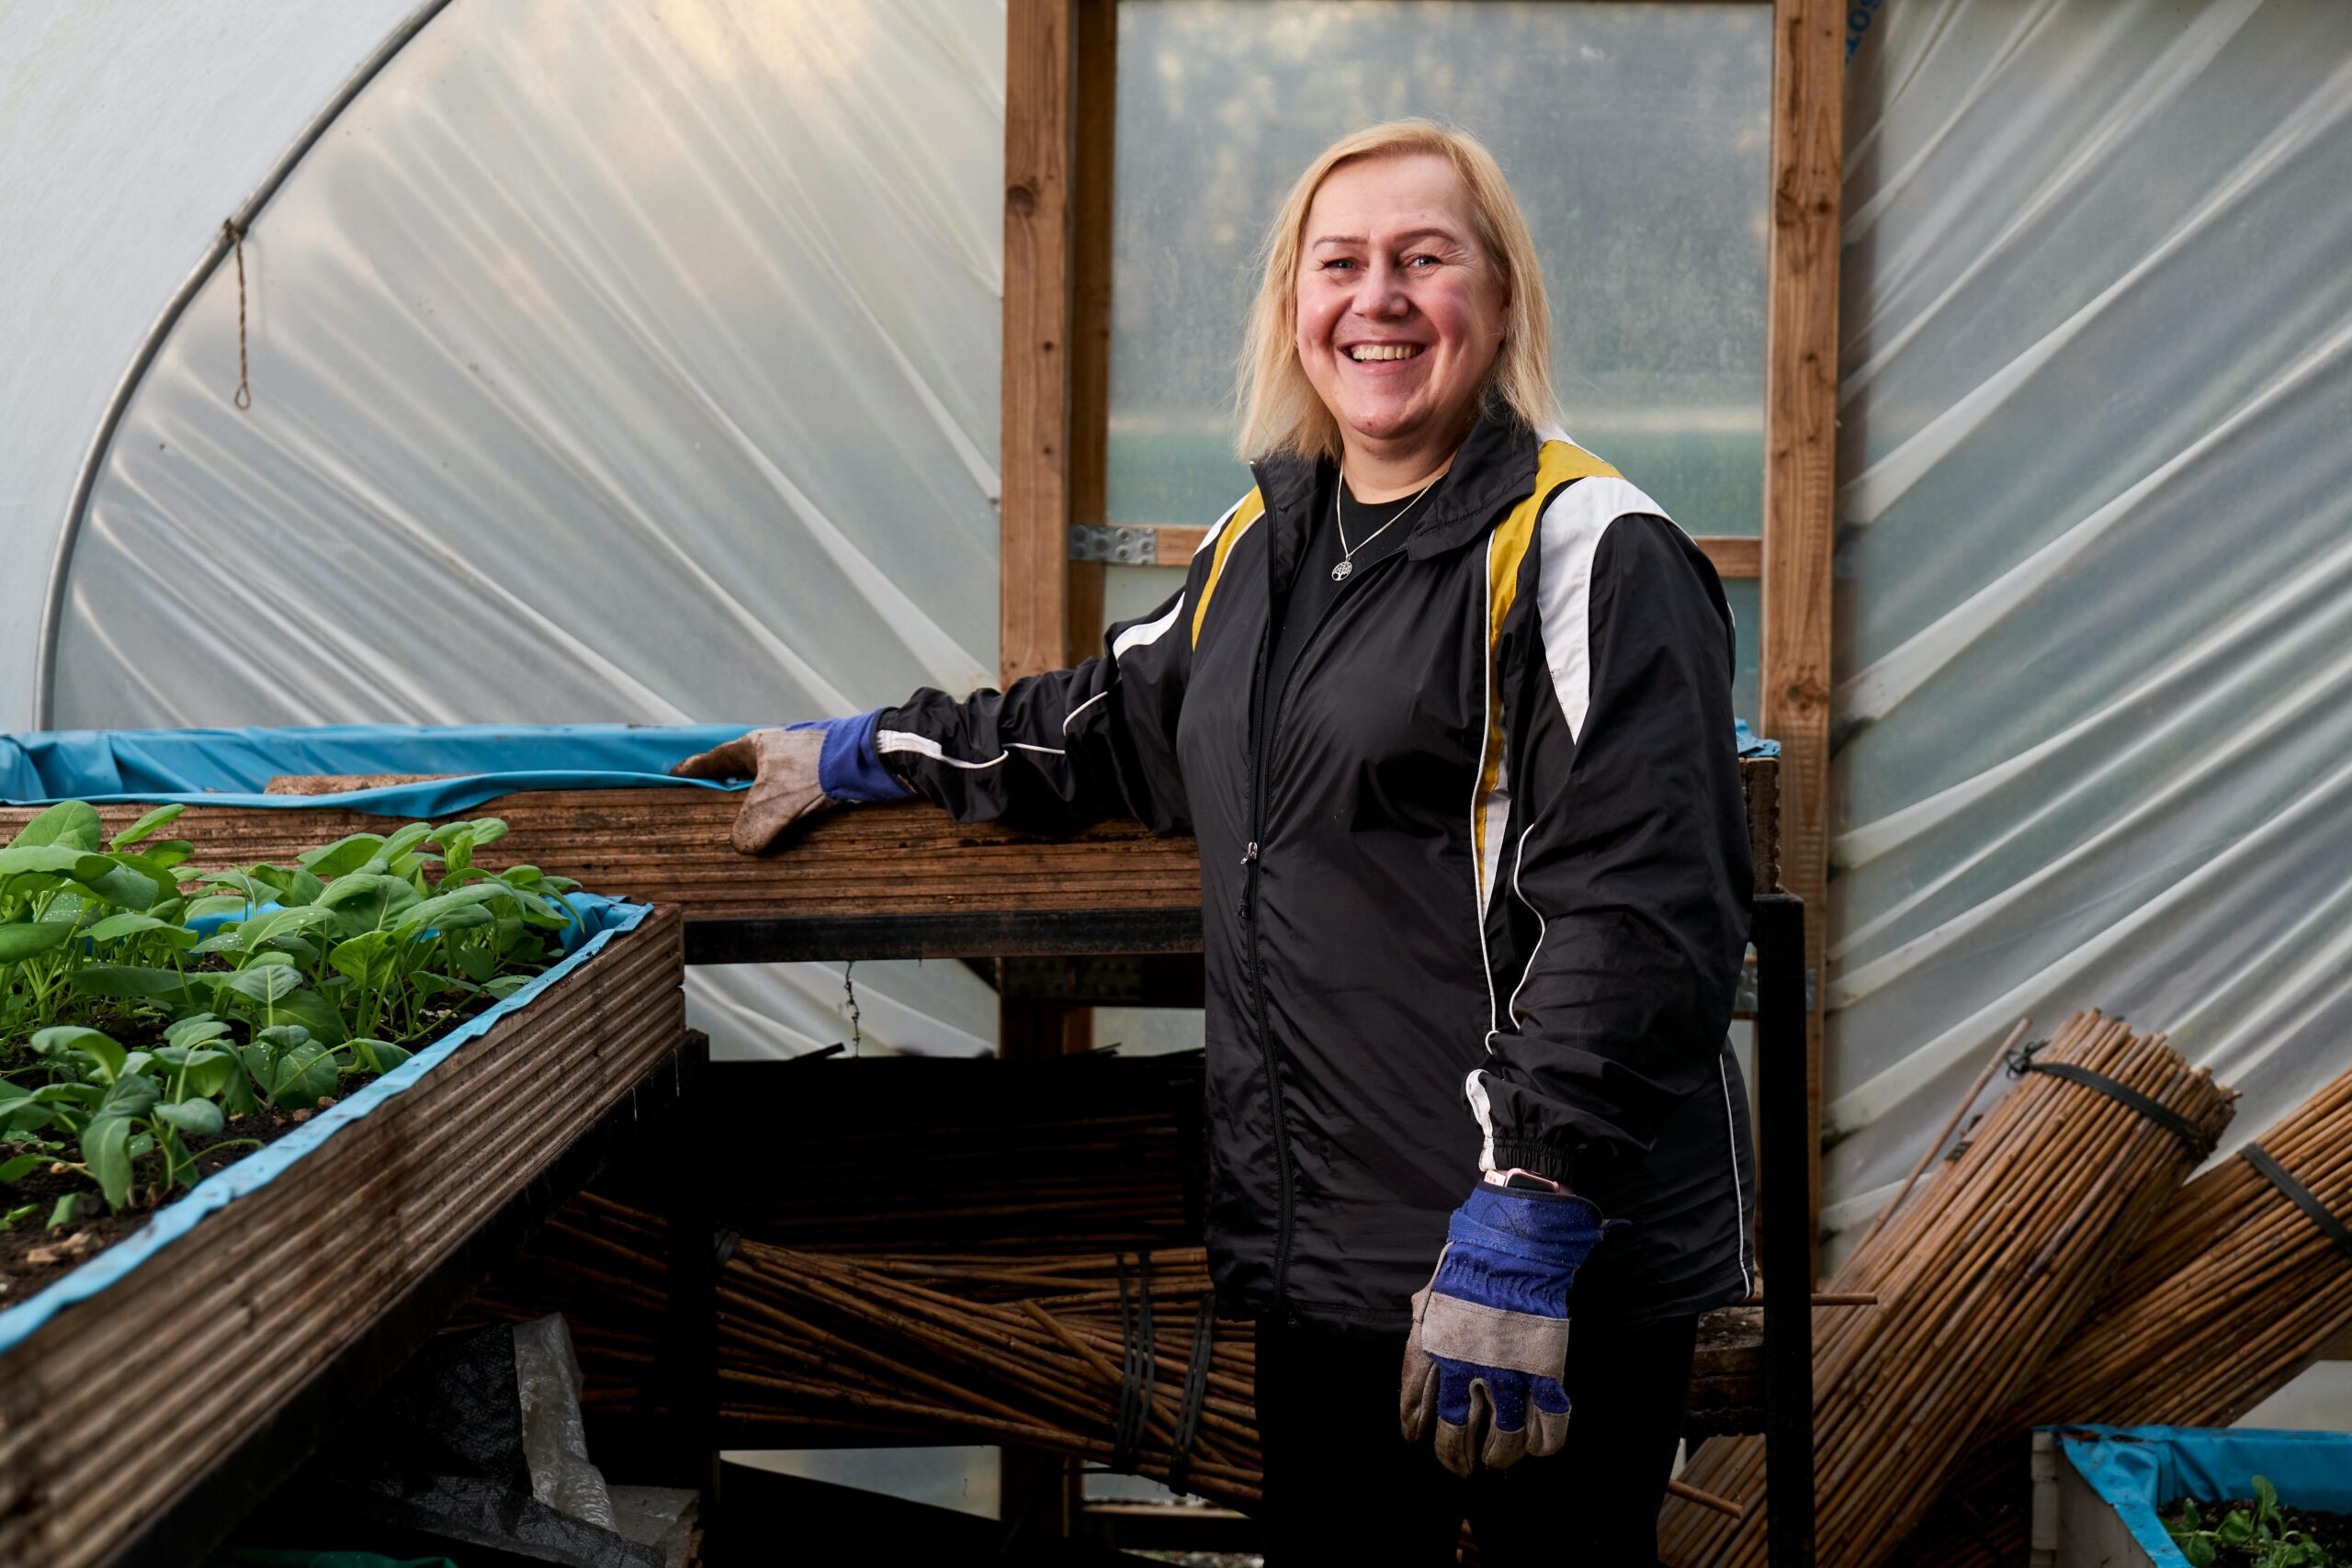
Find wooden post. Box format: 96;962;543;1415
1065;0;1118;668
1001;0;1078;687
1758;0;1844;1269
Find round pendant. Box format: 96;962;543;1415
1331;559;1352;582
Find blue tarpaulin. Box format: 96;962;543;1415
0;724;753;818
6;721;1781;820
2054;1425;2352;1563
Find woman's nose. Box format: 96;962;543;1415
1359;258;1413;317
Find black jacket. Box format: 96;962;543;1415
877;411;1756;1333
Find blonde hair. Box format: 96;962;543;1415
1236;119;1558;464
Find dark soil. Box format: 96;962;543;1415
2163;1496;2352;1563
0;1104;325;1299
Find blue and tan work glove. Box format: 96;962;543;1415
670;712;909;854
1399;1179;1605;1475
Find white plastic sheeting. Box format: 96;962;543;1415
41;0;1011;1059
1824;0;2352;1238
0;0;424;730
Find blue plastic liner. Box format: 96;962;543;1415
2053;1425;2352;1562
6;720;1782;818
0;895;650;1356
0;724;756;818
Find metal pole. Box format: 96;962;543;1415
1756;891;1816;1568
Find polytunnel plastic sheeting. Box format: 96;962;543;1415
1819;0;2352;1242
44;0;1010;1063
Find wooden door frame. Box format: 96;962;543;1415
998;0;1840;1247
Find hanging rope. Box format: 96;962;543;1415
842;959;862;1055
221;219;252;411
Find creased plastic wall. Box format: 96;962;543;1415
1823;0;2352;1240
51;0;1010;1060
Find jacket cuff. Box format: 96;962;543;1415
792;711;911;803
1489;1138;1576;1189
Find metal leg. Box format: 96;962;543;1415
1755;892;1816;1568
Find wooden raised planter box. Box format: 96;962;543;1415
0;756;1778;964
0;902;688;1568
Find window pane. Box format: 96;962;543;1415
1724;576;1761;728
1110;0;1770;536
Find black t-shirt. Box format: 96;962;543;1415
1264;468;1444;726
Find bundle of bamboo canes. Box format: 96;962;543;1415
720;1242;1267;1508
1657;1011;2233;1568
1902;1059;2352;1565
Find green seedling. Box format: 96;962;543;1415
3;806;584;1233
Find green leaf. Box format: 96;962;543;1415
0;1102;56;1135
73;964;197;1000
2183;1536;2215;1568
0;1153;43;1182
266;987;346;1047
267;1041;339;1109
58;854;174;909
7;800;103;852
483;975;532;999
455;942;497;982
82;910;177;944
2220;1511;2256;1548
184;893;253;922
0;919;75;962
379;822;437;863
469;818;510;847
299;834;388;879
98;1073;159;1121
0;1203;35;1231
318;873;423;934
30;1083;103;1106
108;803;187;850
351;1038;414;1074
224;964;302;1006
153;1100;223;1138
0;844;109;881
164;1015;232;1051
234;905;335;953
32;1026;127;1080
246;863;328;908
47;1192;80;1230
82;1116;133;1211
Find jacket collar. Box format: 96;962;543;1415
1247;403;1542;581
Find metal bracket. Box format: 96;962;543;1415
1733;960;1817;1017
1069;524;1160;566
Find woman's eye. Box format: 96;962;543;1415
1322;258;1357;273
1406;254;1440;269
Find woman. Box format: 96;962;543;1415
678;120;1753;1565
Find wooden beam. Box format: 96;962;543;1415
1106;525;1760;581
1065;0;1117;667
1759;0;1844;1269
1001;0;1077;687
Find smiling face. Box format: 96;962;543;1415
1294;152;1510;475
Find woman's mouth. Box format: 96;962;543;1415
1346;344;1425;362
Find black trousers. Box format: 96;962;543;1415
1253;1312;1699;1567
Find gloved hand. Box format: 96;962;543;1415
1399;1180;1605;1476
671;712;909;854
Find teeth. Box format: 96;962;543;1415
1348;344;1420;362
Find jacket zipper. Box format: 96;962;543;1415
1243;544;1405;1313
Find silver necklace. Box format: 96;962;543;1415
1332;470;1440;582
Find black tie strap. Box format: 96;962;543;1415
2242;1144;2352;1264
2007;1041;2216;1161
1113;1252;1159;1471
1164;1303;1217;1495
